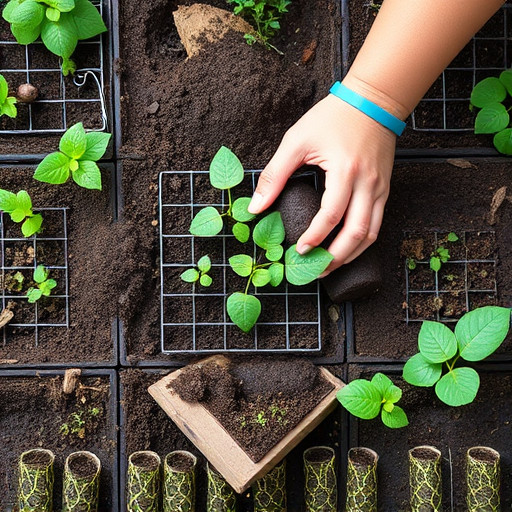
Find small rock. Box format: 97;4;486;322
147;101;159;114
151;220;158;227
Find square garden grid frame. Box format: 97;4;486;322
411;3;512;131
0;0;108;134
1;208;69;346
159;170;323;354
404;230;497;324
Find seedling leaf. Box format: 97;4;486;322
474;103;509;134
81;131;111;161
72;160;102;190
180;269;199;282
9;0;44;28
200;274;212;287
34;151;71;184
447;232;459;242
381;406;408;429
34;265;49;283
27;287;43;303
470;77;506;108
59;122;87;159
209;146;244;190
285;244;333;285
229;254;253;277
197;255;211;273
370;373;394;398
268;262;284;286
455;306;511;361
252;268;270;287
232;197;256;222
1;96;17;118
493;128;512;155
336;380;381;420
430;256;441;272
71;0;107;39
499;69;512;96
0;189;18;212
227;292;261;332
265;244;283;262
232;222;250;243
403;353;442;387
190;207;223;236
418;320;457;363
22;214;43;237
253;212;285;249
435;367;480;407
41;13;78;58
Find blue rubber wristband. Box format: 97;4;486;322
329;81;406;136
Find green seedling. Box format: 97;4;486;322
470;70;512;155
2;0;107;75
403;306;511;406
26;265;57;303
0;189;43;237
34;122;111;190
254;411;268;427
226;0;291;53
0;74;17;118
337;373;409;429
187;146;333;333
180;255;213;287
429;232;458;272
6;271;24;292
60;406;102;439
270;404;287;424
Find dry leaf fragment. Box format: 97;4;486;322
488;186;507;225
447;158;477;169
0;308;14;328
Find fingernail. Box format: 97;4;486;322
248;192;264;214
297;243;313;255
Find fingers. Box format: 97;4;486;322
248;132;305;214
296;169;353;254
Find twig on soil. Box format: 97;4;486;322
0;308;13;328
487;186;507;225
63;368;82;395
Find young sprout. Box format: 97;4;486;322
0;189;43;237
429;232;458;272
26;265;57;303
254;411;268;427
0;74;17;118
180;255;213;287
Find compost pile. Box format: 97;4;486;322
170;357;334;461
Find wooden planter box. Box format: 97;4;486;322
148;355;344;493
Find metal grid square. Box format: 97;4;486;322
0;0;108;134
404;231;497;323
1;208;70;346
411;4;512;132
159;170;323;354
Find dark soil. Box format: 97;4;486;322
348;447;376;466
351;160;512;360
169;357;334;462
468;447;499;464
0;373;115;509
131;452;160;470
68;454;99;478
167;452;195;472
121;367;343;512
306;446;335;464
410;447;439;461
347;1;507;150
0;166;116;365
21;449;53;466
349;366;512;511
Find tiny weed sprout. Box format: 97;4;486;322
186;146;333;333
337;373;409;429
0;74;17;118
403;306;511;407
34;122;111;190
0;189;43;237
430;232;458;272
26;265;57;303
2;0;107;75
226;0;291;53
470;70;512;155
180;255;213;287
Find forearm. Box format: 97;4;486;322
343;0;506;119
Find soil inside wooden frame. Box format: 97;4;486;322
0;372;116;508
120;366;343;511
117;0;340;168
119;159;344;363
349;365;512;510
348;0;508;150
0;6;111;157
0;166;116;365
351;159;512;361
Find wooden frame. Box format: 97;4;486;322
148;355;345;493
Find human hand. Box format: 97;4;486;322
247;92;397;275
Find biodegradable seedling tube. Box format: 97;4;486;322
18;448;55;512
207;463;237;512
409;446;442;512
127;451;161;512
303;446;337;512
62;451;101;511
252;459;286;512
466;446;501;512
163;450;197;512
345;447;378;512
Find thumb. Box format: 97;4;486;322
248;132;305;214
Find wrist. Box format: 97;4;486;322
341;73;410;122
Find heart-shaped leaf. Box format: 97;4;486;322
403;352;442;387
190;207;223;236
418;321;457;363
435;367;480;407
227;292;261;332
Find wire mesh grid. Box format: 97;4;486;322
404;231;497;324
0;0;107;134
411;3;512;131
1;208;69;346
159;170;323;354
